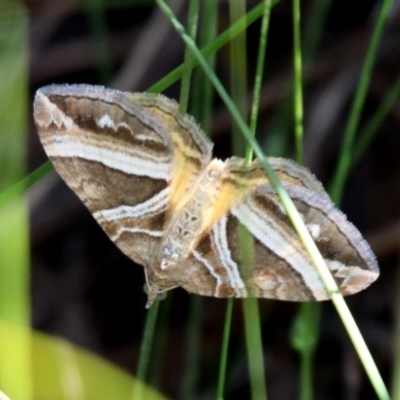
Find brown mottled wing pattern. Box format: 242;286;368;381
35;84;379;304
34;84;212;268
181;159;379;301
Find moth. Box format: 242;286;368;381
34;84;379;307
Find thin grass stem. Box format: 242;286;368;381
155;3;390;398
291;2;320;398
149;1;279;94
181;296;202;399
242;299;267;400
188;4;233;399
290;302;321;400
229;0;248;157
228;1;267;398
292;0;303;165
133;300;160;400
216;299;234;400
84;0;113;84
178;0;200;114
329;0;394;204
331;295;390;400
391;264;400;399
241;1;273;398
246;0;272;162
0;162;52;207
353;71;400;165
191;0;218;132
148;296;172;390
301;0;333;64
178;3;203;397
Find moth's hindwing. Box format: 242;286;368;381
182;180;378;301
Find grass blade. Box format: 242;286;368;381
155;2;390;398
133;300;160;399
216;299;234;400
0;2;32;398
329;0;394;204
353;70;400;165
292;0;304;165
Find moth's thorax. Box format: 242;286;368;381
157;159;226;271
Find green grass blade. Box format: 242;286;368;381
0;161;53;207
353;70;400;165
292;0;304;165
149;1;279;95
290;2;320;398
263;0;332;159
216;299;234;400
318;3;392;392
84;0;113;84
242;299;267;400
391;268;400;399
242;0;274;398
247;0;272;162
133;300;160;399
148;296;172;390
329;0;394;204
228;1;267;398
180;296;202;399
178;3;203;396
0;2;32;399
191;0;218;132
190;3;231;399
179;0;200;114
301;0;333;64
331;296;390;400
229;0;248;158
155;3;390;398
290;302;321;400
290;1;390;397
243;0;272;395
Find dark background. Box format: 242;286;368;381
28;1;400;399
